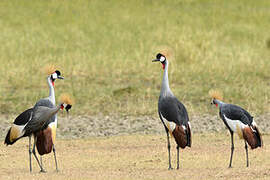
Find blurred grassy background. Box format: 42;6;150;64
0;0;270;117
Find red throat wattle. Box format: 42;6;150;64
215;104;218;107
162;64;165;70
61;105;64;110
51;80;55;87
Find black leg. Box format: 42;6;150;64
40;156;43;168
166;131;173;170
229;132;234;168
176;145;180;169
53;144;59;172
32;136;46;173
29;136;32;172
245;141;249;167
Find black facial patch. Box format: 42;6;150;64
65;104;72;112
156;53;166;62
50;75;55;82
55;70;61;76
156;53;163;59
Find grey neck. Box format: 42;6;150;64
47;76;56;105
214;99;225;107
160;61;173;97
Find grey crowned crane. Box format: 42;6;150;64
4;94;72;172
4;68;65;172
153;53;191;170
210;90;262;168
34;66;64;172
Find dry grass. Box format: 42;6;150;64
1;133;270;179
0;0;270;117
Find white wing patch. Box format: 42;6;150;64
49;120;57;128
182;125;186;130
160;114;176;134
223;115;248;132
188;122;191;129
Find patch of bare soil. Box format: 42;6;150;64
1;113;269;139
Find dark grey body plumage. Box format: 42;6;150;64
4;71;63;172
34;98;56;128
153;53;191;170
23;105;58;136
158;96;189;126
213;99;262;167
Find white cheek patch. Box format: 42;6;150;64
160;114;176;133
223;115;248;132
52;73;57;79
160;56;165;62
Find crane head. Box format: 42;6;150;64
60;103;72;113
209;90;223;107
152;53;166;69
50;70;64;86
60;94;73;115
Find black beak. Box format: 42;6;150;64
58;76;64;80
152;59;160;62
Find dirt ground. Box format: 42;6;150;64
1;133;270;180
1;114;270;179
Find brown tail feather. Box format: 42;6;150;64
243;126;263;149
172;125;191;149
253;126;263;148
35;128;53;155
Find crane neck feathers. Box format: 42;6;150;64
215;99;225;107
160;61;172;97
47;76;56;105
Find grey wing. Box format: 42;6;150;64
159;97;189;125
34;98;56;125
221;104;252;125
24;106;52;134
34;98;54;108
176;99;189;124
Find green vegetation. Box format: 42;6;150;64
0;0;270;116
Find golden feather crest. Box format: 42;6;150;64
60;94;73;105
43;64;56;75
209;89;223;100
158;46;174;59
